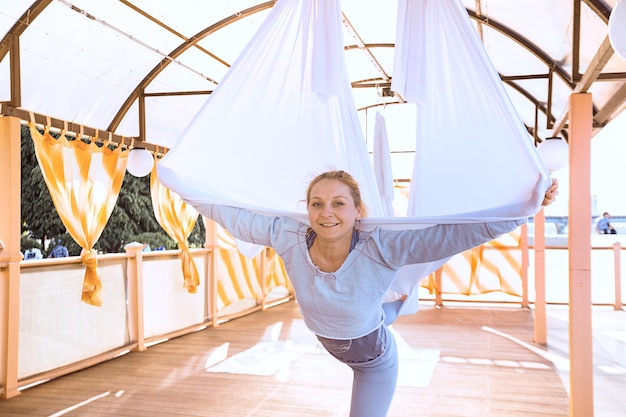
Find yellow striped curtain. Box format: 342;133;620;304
213;223;292;311
150;161;201;293
29;122;127;306
421;229;523;296
215;225;262;309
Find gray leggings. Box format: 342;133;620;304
317;302;402;417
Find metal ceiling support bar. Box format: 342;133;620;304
500;73;550;81
57;0;219;85
596;72;626;80
547;67;554;130
572;0;582;82
341;13;390;82
108;1;274;133
467;7;577;137
583;0;612;23
0;0;52;60
143;90;213;97
138;88;146;143
341;13;405;104
0;0;52;107
574;37;615;93
466;11;574;89
352;80;392;89
118;0;230;68
474;0;484;40
552;36;615;135
593;82;626;125
8;35;20;108
534;104;540;146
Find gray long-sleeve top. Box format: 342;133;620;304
195;203;525;340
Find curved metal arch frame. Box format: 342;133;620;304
1;0;624;146
106;2;597;144
107;1;275;135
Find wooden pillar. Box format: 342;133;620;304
568;93;594;417
204;217;219;327
614;243;623;311
0;115;22;399
520;222;529;308
125;242;146;351
534;208;547;344
435;268;443;307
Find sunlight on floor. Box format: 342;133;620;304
48;391;122;417
203;321;441;388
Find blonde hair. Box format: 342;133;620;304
305;170;368;217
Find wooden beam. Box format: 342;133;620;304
0;105;166;154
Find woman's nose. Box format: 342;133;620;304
321;204;334;215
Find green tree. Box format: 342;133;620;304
21;125;66;249
21;127;205;254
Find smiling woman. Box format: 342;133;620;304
189;169;558;417
305;172;363;272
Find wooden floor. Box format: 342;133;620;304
1;301;571;417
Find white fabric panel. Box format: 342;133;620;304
373;112;395;217
157;0;551;311
142;255;206;338
18;261;128;378
158;0;384;220
159;0;548;227
392;0;550;219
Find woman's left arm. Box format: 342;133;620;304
379;179;559;266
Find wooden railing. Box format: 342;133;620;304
1;236;623;399
2;245;292;399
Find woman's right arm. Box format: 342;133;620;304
190;202;280;247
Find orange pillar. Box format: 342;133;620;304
614;243;622;311
125;242;146;351
0;115;22;399
204;217;219;327
534;208;547;344
568;93;594;417
520;223;529;308
435;268;443;307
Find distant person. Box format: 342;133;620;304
24;243;43;260
596;212;617;234
48;238;69;258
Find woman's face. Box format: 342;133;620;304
307;179;361;243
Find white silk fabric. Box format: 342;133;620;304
158;0;549;226
392;0;550;219
158;0;383;222
373;112;395;218
157;0;550;313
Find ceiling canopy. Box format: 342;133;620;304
2;0;626;173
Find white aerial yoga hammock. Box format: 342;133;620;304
392;0;550;219
373;112;395;218
159;0;384;222
157;0;550;314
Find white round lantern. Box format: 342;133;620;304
537;137;569;172
609;0;626;60
127;148;154;177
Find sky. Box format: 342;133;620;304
543;108;626;218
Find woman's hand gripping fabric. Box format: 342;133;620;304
542;178;559;206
